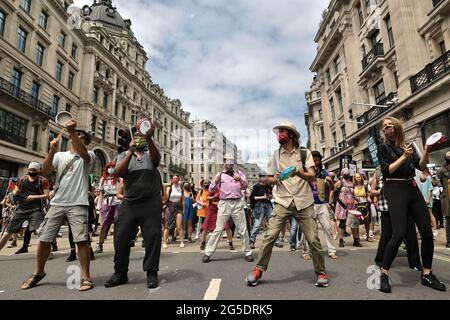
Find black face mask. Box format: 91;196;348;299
28;171;38;177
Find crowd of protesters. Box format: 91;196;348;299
0;117;448;294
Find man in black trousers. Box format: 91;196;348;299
104;121;162;289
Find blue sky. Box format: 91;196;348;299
74;0;329;168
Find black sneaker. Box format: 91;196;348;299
353;239;362;247
339;239;345;248
250;241;256;249
66;251;77;262
51;243;58;252
200;241;206;251
15;247;28;254
421;273;447;292
202;254;211;263
379;273;391;293
104;273;129;288
147;270;158;289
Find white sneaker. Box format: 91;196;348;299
180;242;185;248
194;235;199;240
162;242;168;249
369;231;374;238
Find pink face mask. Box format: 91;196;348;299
278;132;289;145
383;126;396;140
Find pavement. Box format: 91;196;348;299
0;225;449;300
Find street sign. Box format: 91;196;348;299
367;135;379;167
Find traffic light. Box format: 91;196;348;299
117;128;135;153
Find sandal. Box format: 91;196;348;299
328;253;339;260
21;273;46;290
79;279;94;292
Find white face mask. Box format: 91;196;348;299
107;168;114;175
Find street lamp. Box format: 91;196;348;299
350;97;399;109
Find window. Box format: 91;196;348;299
35;43;45;66
48;131;57;151
319;109;323;120
103;93;108;109
332;132;337;145
365;0;376;16
68;71;75;90
336;89;343;114
91;115;97;133
114;101;119;116
95;61;101;71
385;16;394;48
31;81;40;101
329;98;335;120
58;32;66;48
373;80;386;105
39;11;48;29
121;106;126;120
0;11;5;37
92;86;98;103
341;125;346;140
52;95;59;115
334;55;341;74
357;3;364;27
439;41;446;55
370;30;382;48
32;125;38;151
71;44;77;59
22;0;31;13
64;2;70;12
65;103;71;112
316;91;321;99
61;137;68;152
319;126;325;141
17;27;28;53
11;69;22;89
0;109;28;147
55;61;63;81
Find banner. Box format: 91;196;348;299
367;135;379;167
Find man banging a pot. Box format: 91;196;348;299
104;119;163;289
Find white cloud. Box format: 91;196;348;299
73;0;329;169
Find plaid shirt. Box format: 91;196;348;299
377;176;389;212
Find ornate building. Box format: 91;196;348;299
0;0;192;190
306;0;450;175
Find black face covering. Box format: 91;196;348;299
28;171;38;177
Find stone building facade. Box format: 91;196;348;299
0;0;191;191
306;0;450;176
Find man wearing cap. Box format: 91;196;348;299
246;122;329;287
21;119;96;292
249;173;273;249
202;154;253;263
0;162;50;253
310;150;338;259
437;151;450;248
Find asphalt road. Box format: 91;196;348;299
0;230;449;300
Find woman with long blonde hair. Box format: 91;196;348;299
376;117;446;293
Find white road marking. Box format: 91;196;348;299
0;290;5;293
203;278;221;300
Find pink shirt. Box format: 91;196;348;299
209;170;248;200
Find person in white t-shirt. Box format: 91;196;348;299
20;119;95;292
